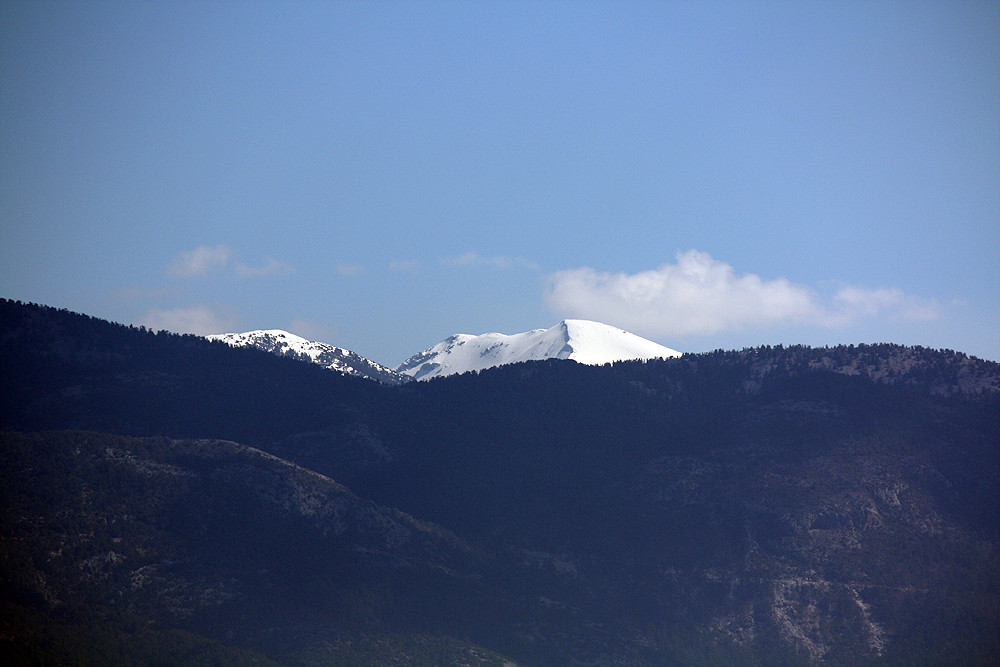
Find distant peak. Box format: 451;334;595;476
207;329;408;385
397;320;680;380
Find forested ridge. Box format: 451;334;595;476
2;299;998;665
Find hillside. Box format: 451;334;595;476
1;299;998;665
0;430;513;665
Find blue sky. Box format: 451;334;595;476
2;1;998;365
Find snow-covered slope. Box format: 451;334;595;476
208;330;409;385
397;320;681;380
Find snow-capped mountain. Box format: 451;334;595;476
208;330;409;385
396;320;681;380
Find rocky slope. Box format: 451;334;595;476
209;329;409;384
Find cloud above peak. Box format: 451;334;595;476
140;304;238;336
545;250;940;338
442;251;539;271
234;257;294;277
830;285;940;324
167;245;292;278
167;244;232;278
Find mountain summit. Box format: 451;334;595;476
396;319;681;380
208;329;408;384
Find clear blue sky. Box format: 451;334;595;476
2;1;998;365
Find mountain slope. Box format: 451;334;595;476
209;329;408;385
0;430;514;665
397;319;681;380
3;299;999;665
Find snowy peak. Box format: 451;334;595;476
556;320;679;364
209;321;680;383
396;320;681;380
207;329;408;385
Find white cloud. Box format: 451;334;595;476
167;244;232;278
140;304;239;336
442;251;539;271
234;258;294;277
389;259;420;272
832;286;940;323
167;245;292;278
114;286;174;300
545;250;940;338
336;263;364;276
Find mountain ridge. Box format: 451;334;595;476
2;298;998;665
207;320;681;383
208;329;409;385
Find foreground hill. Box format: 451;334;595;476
0;430;514;665
1;299;998;665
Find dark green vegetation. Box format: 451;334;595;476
2;298;998;665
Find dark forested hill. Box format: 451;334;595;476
0;298;390;445
2;299;998;665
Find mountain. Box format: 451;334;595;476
397;319;681;380
208;329;409;385
2;298;999;665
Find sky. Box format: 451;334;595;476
2;1;998;366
